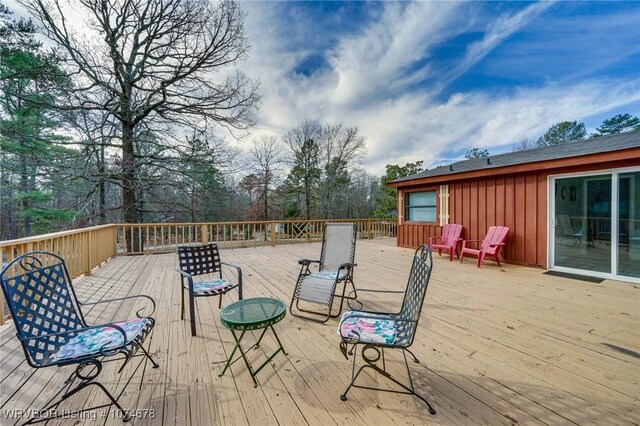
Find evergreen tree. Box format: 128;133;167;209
592;113;640;136
536;121;586;146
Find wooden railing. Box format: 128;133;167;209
0;219;397;324
115;219;398;255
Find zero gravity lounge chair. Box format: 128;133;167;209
0;252;158;424
290;223;357;323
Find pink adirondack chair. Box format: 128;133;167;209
429;224;463;261
460;226;510;268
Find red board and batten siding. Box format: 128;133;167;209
395;152;640;268
398;173;547;267
449;173;547;267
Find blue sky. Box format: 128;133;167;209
241;1;640;173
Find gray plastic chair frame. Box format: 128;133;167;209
290;223;358;323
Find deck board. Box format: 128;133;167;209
1;238;638;425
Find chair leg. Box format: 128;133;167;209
339;344;436;415
189;293;197;336
138;343;159;368
24;359;137;424
477;252;484;268
180;287;185;320
448;248;454;262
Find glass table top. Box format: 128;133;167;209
220;297;286;329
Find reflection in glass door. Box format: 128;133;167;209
554;175;611;273
619;172;640;278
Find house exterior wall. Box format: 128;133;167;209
396;156;640;268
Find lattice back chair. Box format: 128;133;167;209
0;252;158;424
176;243;243;336
290;223;358;323
337;244;436;415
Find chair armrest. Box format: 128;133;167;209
221;262;243;299
298;259;320;266
80;294;156;317
339;262;357;270
175;268;193;279
429;236;442;244
487;242;506;247
346;288;404;312
461;239;483;249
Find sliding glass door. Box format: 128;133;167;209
550;168;640;282
618;171;640;278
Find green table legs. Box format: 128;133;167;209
218;325;288;387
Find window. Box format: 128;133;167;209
405;191;436;222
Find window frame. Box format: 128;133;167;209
404;189;438;223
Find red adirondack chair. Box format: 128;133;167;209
429;224;463;261
460;226;510;268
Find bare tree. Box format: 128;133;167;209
512;137;535;152
317;123;366;218
249;135;284;220
20;0;259;247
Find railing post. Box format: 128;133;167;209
201;224;209;244
270;221;276;247
367;220;372;239
86;230;93;276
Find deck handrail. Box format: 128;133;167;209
0;219;397;325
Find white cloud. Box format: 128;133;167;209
233;2;640;175
439;1;554;91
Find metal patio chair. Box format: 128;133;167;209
0;252;158;424
176;243;242;336
290;223;357;323
337;244;436;414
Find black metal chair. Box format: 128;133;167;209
0;252;158;424
290;223;357;323
337;244;436;415
176;243;242;336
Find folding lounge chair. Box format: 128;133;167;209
429;223;463;261
460;226;510;268
176;243;242;336
337;244;436;414
290;223;357;323
556;215;584;246
0;252;158;424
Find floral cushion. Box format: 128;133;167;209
192;279;233;294
52;318;149;362
312;270;348;280
338;311;397;345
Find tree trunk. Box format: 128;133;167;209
98;145;106;224
122;123;141;252
19;148;31;237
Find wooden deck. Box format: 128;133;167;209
1;238;639;425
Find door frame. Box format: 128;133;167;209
548;166;640;284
